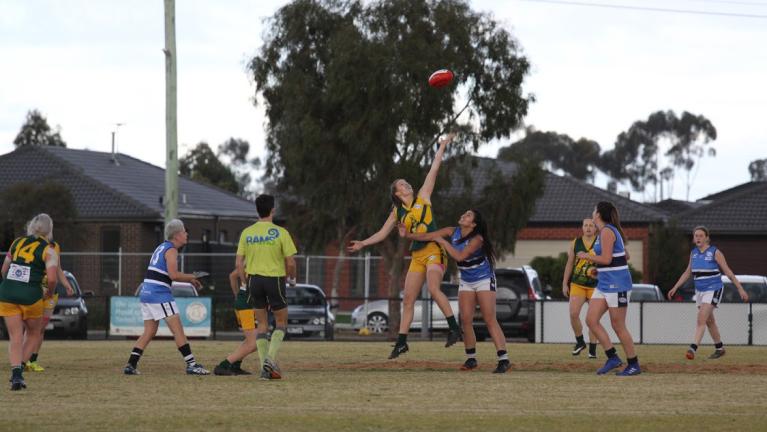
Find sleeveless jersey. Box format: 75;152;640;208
691;245;722;292
0;235;51;305
396;196;438;252
570;236;598;288
451;228;493;283
593;224;632;293
139;241;175;303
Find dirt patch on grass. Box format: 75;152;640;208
292;360;767;375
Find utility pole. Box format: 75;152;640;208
111;123;124;165
163;0;179;224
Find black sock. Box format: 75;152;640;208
178;343;196;366
605;347;617;359
690;344;698;352
575;335;585;345
128;347;143;368
396;333;408;346
589;343;597;355
30;353;38;363
627;356;639;366
219;359;232;368
11;366;23;379
715;342;724;350
465;347;477;358
446;315;460;331
497;350;509;361
231;360;242;369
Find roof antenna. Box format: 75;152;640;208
111;123;125;165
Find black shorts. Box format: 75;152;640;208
247;274;287;311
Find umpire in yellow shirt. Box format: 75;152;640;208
236;194;297;380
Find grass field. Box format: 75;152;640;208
2;340;767;431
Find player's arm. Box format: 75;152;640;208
165;247;200;288
578;227;615;266
43;246;59;295
562;240;576;298
285;255;297;287
715;250;749;302
435;235;482;262
1;252;10;278
667;257;692;300
418;132;455;202
348;210;397;252
229;269;240;296
399;226;454;242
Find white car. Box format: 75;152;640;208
351;283;459;333
630;284;663;301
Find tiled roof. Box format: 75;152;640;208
676;181;767;234
650;199;705;217
445;156;666;224
0;146;256;220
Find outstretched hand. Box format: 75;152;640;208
348;240;365;253
438;132;456;147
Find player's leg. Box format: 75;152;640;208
389;269;425;359
608;301;640;376
477;289;510;374
586;296;622;374
426;263;460;346
166;313;208;375
458;290;478;370
27;306;53;372
216;308;257;375
4;313;26;390
706;311;726;359
123;316;159;375
568;290;588;355
689;303;715;359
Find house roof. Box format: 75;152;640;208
676;181;767;234
0;146;256;220
445;156;666;224
698;181;767;202
650;199;706;217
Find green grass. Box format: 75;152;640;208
2;341;767;431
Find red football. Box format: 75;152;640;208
428;69;454;88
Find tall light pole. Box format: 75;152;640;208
163;0;179;224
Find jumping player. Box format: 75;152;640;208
401;209;510;373
577;202;640;376
562;218;598;358
667;226;748;359
349;133;461;359
123;219;209;375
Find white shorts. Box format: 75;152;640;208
458;277;496;293
141;301;179;321
592;290;629;308
695;289;723;308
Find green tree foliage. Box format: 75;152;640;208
0;181;78;250
180;142;242;195
748;158;767;181
13;109;67;148
647;220;690;293
217;138;259;198
497;127;601;181
250;0;534;321
530;252;568;298
600;110;716;201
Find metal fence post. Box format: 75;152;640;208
117;247;123;296
748;302;753;346
540;299;545;343
305;256;310;284
639;301;644;344
363;252;370;329
105;295;111;339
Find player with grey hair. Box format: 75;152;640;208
0;213;58;390
123;219;209;375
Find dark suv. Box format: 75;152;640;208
472;266;543;342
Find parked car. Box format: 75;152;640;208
473;266;542;342
351;266;543;342
669;275;767;302
285;283;335;339
48;271;92;339
351;283;460;334
630;284;664;301
721;275;767;303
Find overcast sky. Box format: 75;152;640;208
1;0;765;202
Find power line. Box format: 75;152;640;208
517;0;767;18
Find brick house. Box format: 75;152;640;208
0;146;257;295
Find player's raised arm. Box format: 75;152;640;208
348;210;398;252
418;132;455;202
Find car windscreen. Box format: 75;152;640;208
55;276;81;298
630;288;658;301
495;272;528;294
172;286;197;297
287;287;325;306
722;282;767;302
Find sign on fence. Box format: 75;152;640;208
110;296;212;337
